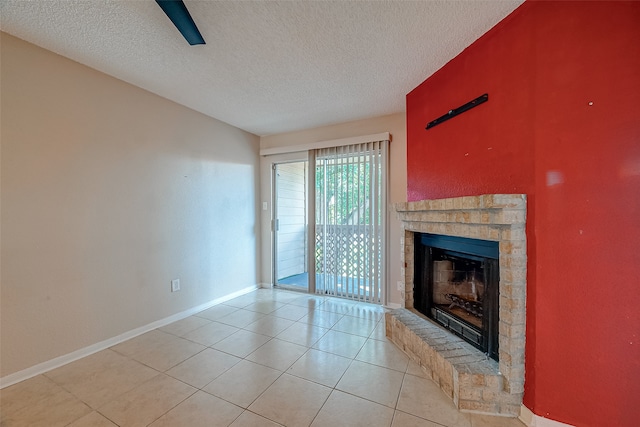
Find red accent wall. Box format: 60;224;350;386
406;2;640;426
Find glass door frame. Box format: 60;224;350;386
268;152;312;292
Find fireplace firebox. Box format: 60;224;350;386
414;233;499;361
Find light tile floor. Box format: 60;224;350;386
0;288;526;427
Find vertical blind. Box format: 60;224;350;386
313;140;388;304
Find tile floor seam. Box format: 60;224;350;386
141;385;199;427
95;407;117;425
331;386;398;411
200;380;264;410
163;345;211;373
246;373;317;424
393;408;451;427
287;348;358;390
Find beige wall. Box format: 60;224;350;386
260;113;407;306
0;33;261;378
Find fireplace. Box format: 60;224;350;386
414;233;499;361
386;194;527;416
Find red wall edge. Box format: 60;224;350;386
406;2;640;426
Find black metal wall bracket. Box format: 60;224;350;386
425;93;489;130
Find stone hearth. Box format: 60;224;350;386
386;194;526;416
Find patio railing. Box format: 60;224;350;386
314;224;381;302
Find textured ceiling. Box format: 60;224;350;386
0;0;523;136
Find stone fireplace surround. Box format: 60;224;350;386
385;194;527;416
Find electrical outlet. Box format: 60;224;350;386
171;279;180;292
397;281;403;291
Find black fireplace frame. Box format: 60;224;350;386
414;233;500;361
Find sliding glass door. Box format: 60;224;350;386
313;141;388;304
269;138;388;304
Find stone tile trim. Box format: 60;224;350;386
391;194;527;416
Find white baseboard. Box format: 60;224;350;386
520;405;575;427
384;302;402;309
0;284;258;389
